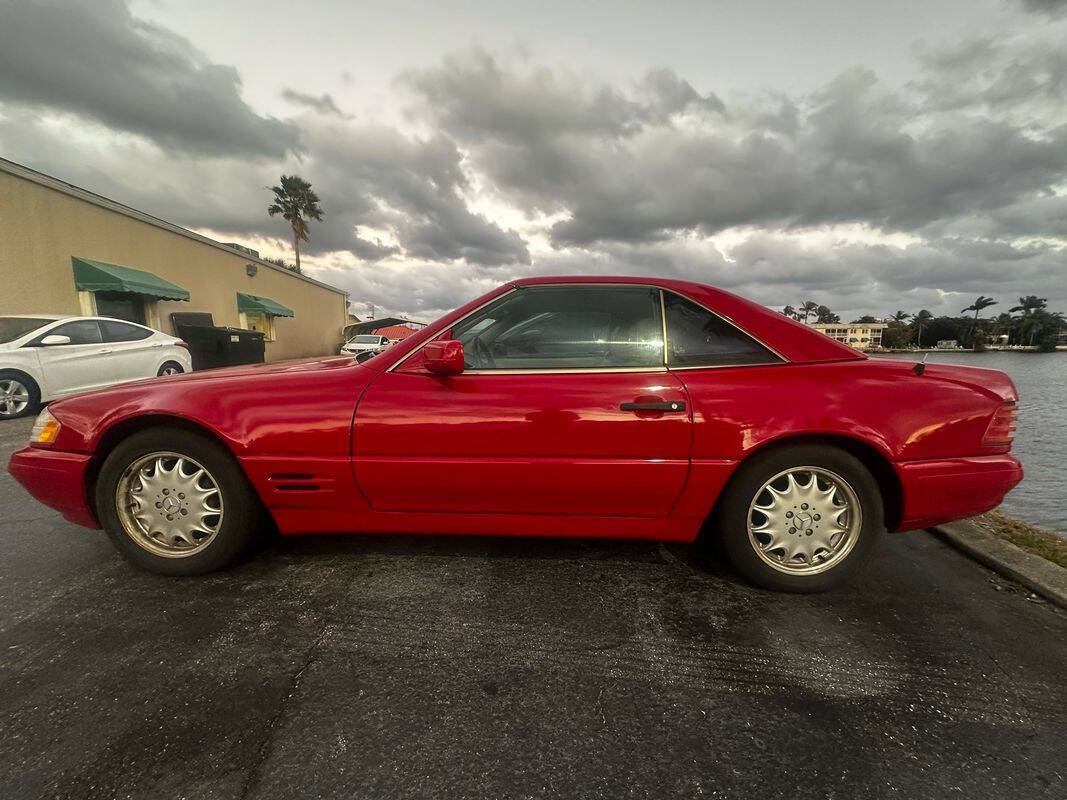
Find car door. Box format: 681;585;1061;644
98;319;158;381
352;284;693;517
28;320;114;396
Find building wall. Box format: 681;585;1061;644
0;169;348;362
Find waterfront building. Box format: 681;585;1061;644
809;323;887;351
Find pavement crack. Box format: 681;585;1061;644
238;621;329;800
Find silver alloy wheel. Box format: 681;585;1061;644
115;452;224;558
747;466;862;575
159;364;182;376
0;378;30;417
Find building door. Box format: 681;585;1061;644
94;292;146;325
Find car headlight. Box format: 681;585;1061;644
30;407;61;446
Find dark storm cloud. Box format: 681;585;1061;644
405;45;1067;249
280;89;350;117
298;121;530;266
2;3;1064;318
1015;0;1067;17
0;0;298;158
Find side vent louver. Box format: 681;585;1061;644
268;473;321;492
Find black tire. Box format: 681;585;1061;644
157;361;185;377
95;427;264;575
0;370;40;419
714;444;883;592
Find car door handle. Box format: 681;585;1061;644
620;401;686;412
97;348;113;354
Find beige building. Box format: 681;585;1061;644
810;322;887;350
0;158;348;362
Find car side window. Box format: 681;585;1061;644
664;292;780;367
42;320;103;345
452;286;664;370
100;320;153;342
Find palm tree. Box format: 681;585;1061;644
267;175;324;272
815;305;840;324
889;310;910;323
782;305;797;320
1008;296;1048;346
1019;309;1065;351
913;309;933;348
799;300;819;323
1008;295;1047;315
961;295;997;348
991;312;1015;345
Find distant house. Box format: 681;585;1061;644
809;322;887;351
936;339;959;349
371;324;420;342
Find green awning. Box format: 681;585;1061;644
72;256;190;301
237;292;294;317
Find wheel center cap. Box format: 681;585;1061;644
794;511;813;529
161;495;181;513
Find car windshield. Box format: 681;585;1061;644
350;335;380;343
0;317;55;343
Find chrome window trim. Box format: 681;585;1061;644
463;366;668;376
658;289;669;367
388;282;788;375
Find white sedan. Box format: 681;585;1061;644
340;334;393;356
0;315;192;419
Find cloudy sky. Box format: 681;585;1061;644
1;0;1065;322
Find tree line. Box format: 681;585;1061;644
783;295;1065;352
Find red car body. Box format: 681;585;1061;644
8;276;1022;544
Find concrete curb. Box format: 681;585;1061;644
932;520;1067;610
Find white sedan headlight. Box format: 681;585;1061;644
30;407;61;446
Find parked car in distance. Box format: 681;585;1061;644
0;315;192;419
8;277;1022;591
340;334;391;356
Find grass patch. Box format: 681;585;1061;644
972;510;1067;569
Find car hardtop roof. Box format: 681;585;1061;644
503;275;864;364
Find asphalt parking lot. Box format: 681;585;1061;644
1;416;1065;800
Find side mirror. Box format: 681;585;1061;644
424;340;465;376
39;334;71;346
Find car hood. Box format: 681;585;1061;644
45;355;374;453
47;355;361;413
163;355;357;383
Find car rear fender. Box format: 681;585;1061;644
704;432;903;533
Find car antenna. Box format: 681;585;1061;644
913;352;929;376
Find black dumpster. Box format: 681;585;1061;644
170;312;265;371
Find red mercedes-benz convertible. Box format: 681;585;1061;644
8;276;1022;591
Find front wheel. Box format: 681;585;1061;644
714;445;883;592
95;428;263;575
0;371;40;419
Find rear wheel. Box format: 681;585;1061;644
96;428;263;575
0;371;39;419
157;361;184;377
715;445;883;592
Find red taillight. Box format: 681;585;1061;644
982;402;1017;447
175;340;190;350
